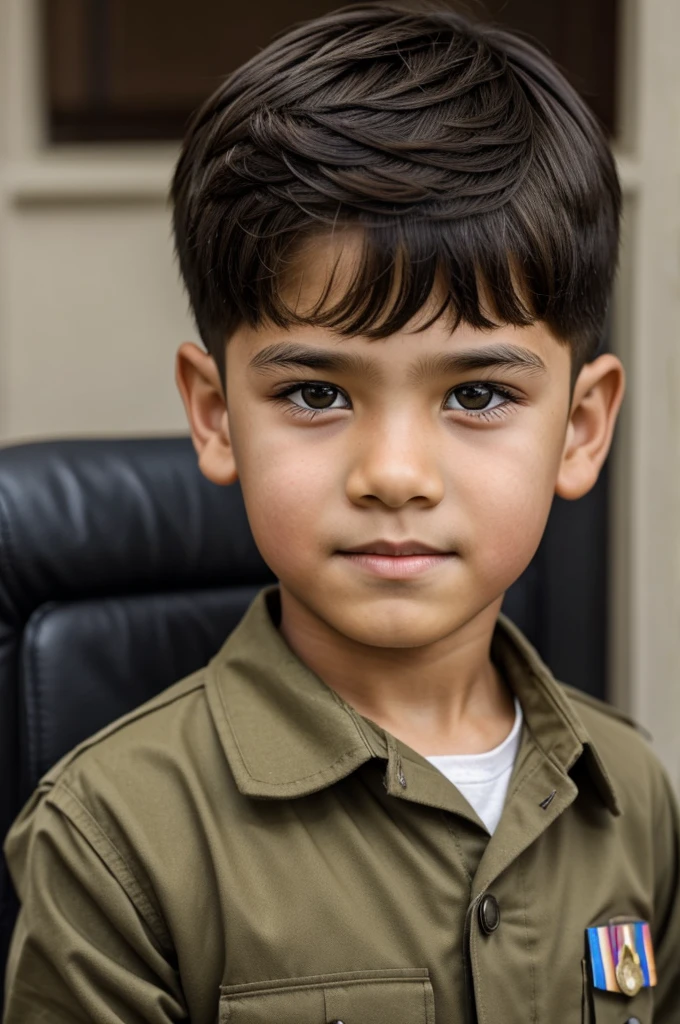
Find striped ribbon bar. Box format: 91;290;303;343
587;921;657;993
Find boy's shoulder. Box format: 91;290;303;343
557;682;670;807
39;664;660;795
3;665;241;966
41;667;212;788
559;682;646;736
5;664;238;900
498;612;668;806
26;665;238;839
17;632;674;839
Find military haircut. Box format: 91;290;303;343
171;1;621;384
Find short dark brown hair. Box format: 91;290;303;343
171;1;621;382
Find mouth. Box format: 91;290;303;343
337;541;454;579
340;540;451;557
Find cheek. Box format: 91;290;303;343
455;432;560;584
233;426;334;572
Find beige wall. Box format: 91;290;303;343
1;196;191;439
1;0;680;784
0;4;191;442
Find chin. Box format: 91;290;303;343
330;603;461;650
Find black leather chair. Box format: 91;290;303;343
0;436;276;1008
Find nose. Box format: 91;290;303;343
345;415;445;509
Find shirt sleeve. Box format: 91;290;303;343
3;781;187;1023
650;764;680;1022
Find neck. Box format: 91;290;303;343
277;588;516;757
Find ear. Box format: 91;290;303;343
175;342;238;486
555;353;625;500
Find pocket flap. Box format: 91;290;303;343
220;968;435;1024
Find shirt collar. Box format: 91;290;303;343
205;585;620;815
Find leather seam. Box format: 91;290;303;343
0;490;22;624
23;602;58;789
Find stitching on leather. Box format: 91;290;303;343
0;490;22;623
24;603;57;787
23;602;63;786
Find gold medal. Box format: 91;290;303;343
587;919;656;995
615;942;644;997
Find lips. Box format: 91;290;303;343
341;540;449;556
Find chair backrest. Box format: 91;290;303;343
0;436;276;1007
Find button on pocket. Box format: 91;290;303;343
219;968;435;1024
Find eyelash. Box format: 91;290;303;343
270;380;523;423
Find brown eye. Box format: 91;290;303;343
299;384;340;409
452;384;493;410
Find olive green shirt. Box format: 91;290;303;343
4;585;680;1023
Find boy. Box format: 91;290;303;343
4;2;680;1022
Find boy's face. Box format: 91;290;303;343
177;236;624;652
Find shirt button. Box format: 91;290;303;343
478;894;501;934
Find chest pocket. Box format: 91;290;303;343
582;961;654;1024
220;968;435;1024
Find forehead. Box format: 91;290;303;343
281;228;448;327
231;230;569;376
280;228;380;313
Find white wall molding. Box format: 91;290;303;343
609;0;680;787
1;150;640;205
2;153;177;204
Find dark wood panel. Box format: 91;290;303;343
43;0;619;143
482;0;619;136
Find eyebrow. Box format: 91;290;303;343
248;341;547;382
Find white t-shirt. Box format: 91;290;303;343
425;698;523;835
